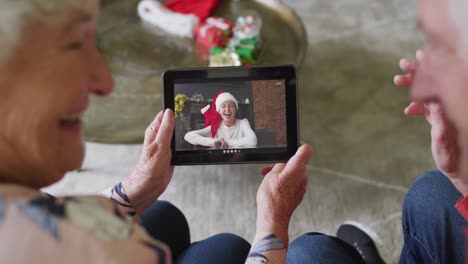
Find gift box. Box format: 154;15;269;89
196;16;234;48
233;38;261;65
209;48;242;67
211;46;226;55
235;47;258;64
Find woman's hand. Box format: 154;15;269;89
394;49;459;177
214;138;228;149
255;145;313;244
122;109;175;216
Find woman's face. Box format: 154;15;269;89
0;9;113;188
218;100;237;124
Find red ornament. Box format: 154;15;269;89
196;17;234;48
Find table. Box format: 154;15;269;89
84;0;308;143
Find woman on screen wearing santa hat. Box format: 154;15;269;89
184;91;257;149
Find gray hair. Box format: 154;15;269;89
449;0;468;60
0;0;98;65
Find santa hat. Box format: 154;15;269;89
137;0;220;38
163;0;220;21
215;92;238;112
201;91;224;137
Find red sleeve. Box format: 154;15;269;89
455;196;468;220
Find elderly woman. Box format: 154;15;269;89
184;92;257;149
0;1;319;264
0;1;253;263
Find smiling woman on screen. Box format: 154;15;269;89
184;91;257;149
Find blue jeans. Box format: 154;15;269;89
287;233;365;263
400;170;467;263
141;201;364;263
141;170;466;263
141;200;251;264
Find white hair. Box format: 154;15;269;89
0;0;98;66
449;0;468;60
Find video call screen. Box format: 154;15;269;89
174;79;288;156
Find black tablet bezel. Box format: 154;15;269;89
163;65;299;165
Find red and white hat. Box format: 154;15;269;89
215;92;238;112
201;91;224;137
138;0;220;38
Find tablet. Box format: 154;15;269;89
163;65;299;165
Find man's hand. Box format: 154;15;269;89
255;144;313;244
122;109;175;216
394;50;459;177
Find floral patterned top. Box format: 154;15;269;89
0;183;171;263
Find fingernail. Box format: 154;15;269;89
399;59;408;68
165;109;175;121
416;50;424;61
164;108;170;116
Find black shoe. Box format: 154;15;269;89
336;221;386;264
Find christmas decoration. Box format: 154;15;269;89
163;0;220;21
233;13;262;40
137;0;220;38
174;93;189;117
201;91;225;137
229;38;261;65
196;17;235;48
209;48;242;67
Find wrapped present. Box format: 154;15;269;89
196;16;234;48
233;13;262;40
195;43;212;61
209;48;242;67
235;46;259;64
229;38;261;65
211;46;226;55
237;38;259;50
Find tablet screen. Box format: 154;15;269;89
163;65;298;165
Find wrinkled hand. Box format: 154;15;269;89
394;50;459;177
122;109;175;215
256;145;313;243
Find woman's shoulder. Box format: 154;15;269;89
239;118;252;126
0;183;42;201
0;184;136;241
0;184;109;208
0;187;170;262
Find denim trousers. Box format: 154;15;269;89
399;170;466;264
141;201;364;264
141;170;465;263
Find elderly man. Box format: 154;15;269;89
320;0;468;263
393;0;468;262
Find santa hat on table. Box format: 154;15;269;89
201;91;239;138
138;0;220;38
